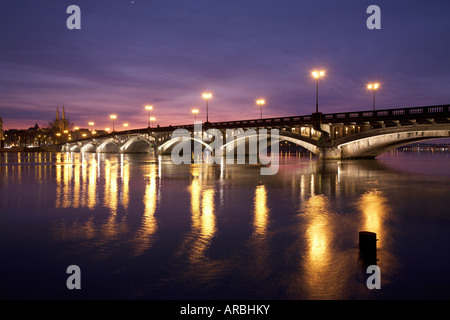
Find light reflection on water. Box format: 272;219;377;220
0;151;450;299
253;185;269;236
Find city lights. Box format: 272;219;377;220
312;69;326;113
192;109;199;122
110;114;117;132
256;99;265;119
367;83;379;90
202;92;212;123
367;83;380;110
312;70;325;79
145;105;153;127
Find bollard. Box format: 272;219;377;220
359;231;378;264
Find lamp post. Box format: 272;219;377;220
88;122;94;132
145;105;153;127
110;114;117;132
202;93;212;123
367;83;380;111
123;123;129;131
256;99;265;119
192;109;199;123
312;70;325;113
149;117;156;127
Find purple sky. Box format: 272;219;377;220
1;0;450;130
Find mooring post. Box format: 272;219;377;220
359;231;378;264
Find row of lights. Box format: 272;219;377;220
70;73;380;134
311;69;381;112
90;92;261;132
86;95;207;133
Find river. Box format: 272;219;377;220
0;151;449;299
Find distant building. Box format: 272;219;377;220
53;106;69;132
1;107;73;148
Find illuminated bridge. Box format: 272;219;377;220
62;104;450;160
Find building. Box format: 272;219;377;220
54;106;69;132
1;107;73;148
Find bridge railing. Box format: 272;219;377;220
198;104;450;128
321;104;449;122
202;115;314;128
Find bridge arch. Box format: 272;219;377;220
157;136;214;154
70;144;81;152
337;127;450;158
278;135;319;155
81;142;97;153
121;136;155;153
97;139;120;153
221;132;320;155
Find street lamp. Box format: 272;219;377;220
192;109;199;122
367;83;380;111
110;114;117;132
256;99;265;119
312;70;325;113
145;105;153;127
202;92;212;123
149;117;156;127
88;122;95;132
123;123;129;130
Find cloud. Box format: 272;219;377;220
1;0;450;129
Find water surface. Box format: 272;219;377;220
0;151;449;299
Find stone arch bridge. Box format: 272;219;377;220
62;104;450;160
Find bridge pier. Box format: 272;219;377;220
319;147;342;160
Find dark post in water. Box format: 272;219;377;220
359;231;378;265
